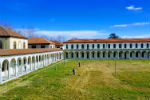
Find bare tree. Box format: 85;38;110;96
0;20;13;30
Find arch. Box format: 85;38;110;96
113;51;117;58
97;51;100;58
32;56;35;70
2;60;9;80
80;51;84;58
23;42;26;49
28;56;31;71
91;51;95;58
124;51;129;59
141;51;146;58
17;58;22;75
10;59;16;77
119;51;123;59
0;40;3;49
13;41;17;49
23;57;27;72
103;51;106;58
135;51;140;58
108;51;112;58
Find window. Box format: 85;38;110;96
147;43;149;48
41;45;45;48
92;44;94;49
103;44;105;49
97;44;100;48
108;44;110;48
23;42;26;49
76;44;79;49
13;41;16;49
124;44;127;48
135;43;138;48
82;44;84;49
0;40;2;49
141;43;143;48
71;44;74;49
66;44;68;49
113;44;116;48
87;44;89;50
130;44;132;48
32;45;36;48
119;44;122;48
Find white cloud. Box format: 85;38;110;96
111;22;149;28
34;30;108;39
126;5;142;11
111;24;128;28
121;34;150;38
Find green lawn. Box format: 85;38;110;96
0;59;150;100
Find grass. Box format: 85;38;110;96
0;59;150;100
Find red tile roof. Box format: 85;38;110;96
0;26;27;39
0;48;62;56
28;37;55;45
51;41;63;46
64;38;150;43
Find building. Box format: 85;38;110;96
0;26;28;49
28;37;55;48
0;26;64;84
0;48;63;84
51;40;63;49
63;38;150;59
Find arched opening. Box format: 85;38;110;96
66;52;68;59
23;42;26;49
71;52;73;58
114;51;117;58
28;57;31;71
97;51;100;58
13;41;17;49
10;59;16;77
0;40;3;49
103;51;106;58
136;52;139;58
141;51;145;58
17;58;22;75
108;51;111;58
23;57;27;72
2;60;9;81
87;51;89;59
32;56;35;70
92;51;95;58
119;51;123;59
39;55;42;67
81;52;84;58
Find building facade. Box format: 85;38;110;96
51;40;63;49
0;48;63;84
0;26;28;49
28;37;55;49
63;38;150;59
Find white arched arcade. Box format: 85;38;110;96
0;51;63;84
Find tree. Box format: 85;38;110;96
108;33;119;39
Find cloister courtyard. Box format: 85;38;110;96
0;59;150;100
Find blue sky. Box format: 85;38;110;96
0;0;149;40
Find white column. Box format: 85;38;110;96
100;51;103;59
79;51;81;59
106;51;108;59
21;60;23;75
95;51;97;59
89;51;92;59
30;58;32;71
8;61;11;79
128;51;130;59
0;63;2;83
84;51;87;59
117;51;120;59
